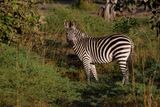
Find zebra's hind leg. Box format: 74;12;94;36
122;70;129;85
90;64;98;81
118;61;129;85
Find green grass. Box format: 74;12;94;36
0;44;81;107
41;6;113;36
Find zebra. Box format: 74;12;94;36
64;21;134;85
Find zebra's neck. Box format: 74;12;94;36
75;29;88;39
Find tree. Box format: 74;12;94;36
0;0;39;44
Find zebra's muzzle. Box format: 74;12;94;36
67;39;75;47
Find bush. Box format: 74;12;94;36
112;17;139;33
0;0;39;44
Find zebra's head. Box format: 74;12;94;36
64;21;79;47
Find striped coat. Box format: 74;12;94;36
64;21;134;84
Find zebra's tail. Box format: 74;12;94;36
127;45;134;83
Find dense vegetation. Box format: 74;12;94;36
0;0;40;44
0;0;160;107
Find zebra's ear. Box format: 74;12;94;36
64;20;70;29
64;20;76;29
70;21;76;30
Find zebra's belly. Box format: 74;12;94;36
91;55;113;64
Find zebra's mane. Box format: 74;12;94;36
75;28;88;38
75;27;129;42
81;32;127;39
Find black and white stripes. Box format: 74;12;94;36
64;21;134;84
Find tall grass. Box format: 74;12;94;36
41;6;113;36
0;44;81;107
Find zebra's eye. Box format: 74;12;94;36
73;32;76;35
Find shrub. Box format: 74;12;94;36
150;9;160;37
0;0;39;44
112;17;139;33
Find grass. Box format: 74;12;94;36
0;44;81;107
41;5;113;36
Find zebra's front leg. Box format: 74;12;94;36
90;64;98;81
83;60;92;84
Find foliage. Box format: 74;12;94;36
114;0;136;12
112;17;139;33
150;8;160;37
0;0;39;44
0;44;81;107
74;76;160;107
